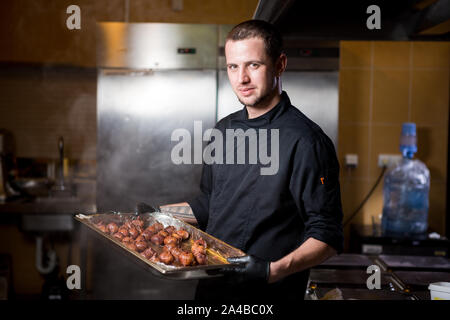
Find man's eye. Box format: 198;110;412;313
228;65;237;70
250;63;259;68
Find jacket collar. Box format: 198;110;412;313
232;91;291;128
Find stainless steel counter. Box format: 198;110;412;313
0;196;96;232
0;198;96;215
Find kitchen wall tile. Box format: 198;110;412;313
0;66;97;160
411;69;449;126
338;69;371;123
412;42;450;69
416;125;449;183
361;178;384;226
373;41;410;69
337;123;370;180
342;180;381;250
369;124;402;179
341;180;371;225
372;69;410;123
340;41;372;68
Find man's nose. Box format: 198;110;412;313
238;68;250;83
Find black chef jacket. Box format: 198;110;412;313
188;91;343;300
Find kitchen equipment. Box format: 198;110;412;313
350;224;450;256
394;271;450;300
75;212;245;280
10;178;54;198
377;254;450;272
306;253;425;300
428;282;450;300
316;253;375;269
50;137;74;198
396;271;450;287
309;268;393;287
21;213;74;232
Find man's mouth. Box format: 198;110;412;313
239;87;255;96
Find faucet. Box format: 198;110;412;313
50;136;74;198
56;136;65;190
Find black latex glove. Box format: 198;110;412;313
222;255;270;284
136;202;159;214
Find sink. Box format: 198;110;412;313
10;178;54;197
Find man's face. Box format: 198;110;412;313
225;37;278;108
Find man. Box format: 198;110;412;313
162;20;343;301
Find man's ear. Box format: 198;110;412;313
276;53;287;77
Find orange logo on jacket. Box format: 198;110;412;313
320;177;325;184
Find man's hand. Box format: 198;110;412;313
223;255;270;284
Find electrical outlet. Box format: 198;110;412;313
378;154;402;167
345;154;358;167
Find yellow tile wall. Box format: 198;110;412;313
339;41;449;249
0;66;97;160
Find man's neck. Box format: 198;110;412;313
246;90;282;119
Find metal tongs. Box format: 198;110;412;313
135;202;160;215
107;202;159;217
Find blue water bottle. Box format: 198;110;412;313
381;123;430;237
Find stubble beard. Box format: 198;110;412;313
237;83;276;108
238;92;270;108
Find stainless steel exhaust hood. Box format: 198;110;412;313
251;0;449;71
253;0;450;41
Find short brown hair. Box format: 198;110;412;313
226;20;284;63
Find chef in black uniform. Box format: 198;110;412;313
162;20;343;301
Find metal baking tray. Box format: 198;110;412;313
75;211;246;280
